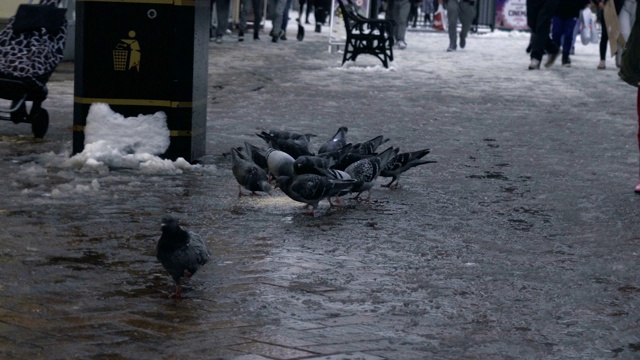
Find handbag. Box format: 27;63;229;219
433;4;447;31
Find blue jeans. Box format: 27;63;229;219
551;16;577;58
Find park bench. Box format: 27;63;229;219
336;0;394;68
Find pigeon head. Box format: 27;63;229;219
161;216;180;233
159;216;190;252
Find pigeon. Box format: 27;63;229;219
318;126;348;154
264;129;316;142
257;131;314;158
230;147;272;196
244;141;269;171
344;146;398;200
380;148;437;188
275;174;356;216
266;148;295;179
351;135;390;155
293;155;335;175
332;151;375;171
156;216;210;298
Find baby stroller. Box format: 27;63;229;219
0;0;67;138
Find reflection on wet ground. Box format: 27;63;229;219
2;34;640;359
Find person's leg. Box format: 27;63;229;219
239;0;249;40
599;11;608;67
458;1;476;48
446;0;460;50
253;0;264;38
282;0;293;30
269;0;286;40
550;16;563;51
562;17;576;64
216;0;231;38
396;0;411;42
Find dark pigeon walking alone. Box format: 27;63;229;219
156;216;210;298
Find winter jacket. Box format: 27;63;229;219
555;0;590;19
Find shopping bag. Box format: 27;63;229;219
579;8;599;45
433;4;447;31
603;0;624;56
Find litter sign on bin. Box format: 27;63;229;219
113;30;141;71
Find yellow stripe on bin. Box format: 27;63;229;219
72;125;201;137
74;97;206;108
76;0;202;6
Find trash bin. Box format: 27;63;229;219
73;0;209;162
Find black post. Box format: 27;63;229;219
73;0;209;162
370;0;379;19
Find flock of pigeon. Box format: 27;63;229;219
155;127;436;298
230;126;437;216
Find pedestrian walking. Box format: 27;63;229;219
440;0;477;52
527;0;561;69
268;0;288;41
594;0;624;69
238;0;265;40
387;0;411;49
549;0;590;67
211;0;232;43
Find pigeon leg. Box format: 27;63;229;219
238;185;244;197
170;284;182;299
381;177;397;188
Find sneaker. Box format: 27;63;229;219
562;55;571;67
238;30;244;42
315;24;322;33
446;46;456;52
544;50;559;67
528;58;541;70
280;33;287;41
635;180;640;193
597;60;606;70
460;37;466;49
215;35;222;44
254;32;260;40
270;29;283;43
397;40;407;50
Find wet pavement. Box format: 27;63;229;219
1;25;640;360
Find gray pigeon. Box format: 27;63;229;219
156;216;211;298
380;148;437;188
344;146;398;200
318;126;348;154
231;148;272;196
244;141;269;171
257;131;313;159
293;155;335;175
351;135;390;155
266;148;295;179
275;174;355;216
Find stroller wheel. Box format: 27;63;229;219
31;108;49;139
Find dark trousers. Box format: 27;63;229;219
551;16;577;57
526;0;560;61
